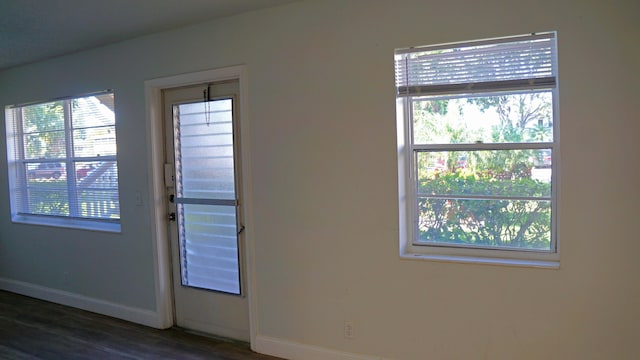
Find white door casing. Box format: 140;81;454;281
163;80;248;340
144;66;256;345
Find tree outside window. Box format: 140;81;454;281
396;32;558;256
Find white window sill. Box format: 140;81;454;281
400;252;560;269
12;214;121;233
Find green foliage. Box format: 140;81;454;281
417;172;551;249
421;99;449;116
527;123;552;142
27;182;69;216
410;91;554;250
480;126;532;177
25;180;119;219
22;101;65;158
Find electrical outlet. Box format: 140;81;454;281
344;321;354;339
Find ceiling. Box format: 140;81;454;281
0;0;297;71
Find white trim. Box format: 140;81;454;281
144;80;175;329
254;336;378;360
144;65;256;344
395;31;555;55
400;252;560;269
412;142;555;151
0;278;164;328
11;214;121;233
236;66;261;348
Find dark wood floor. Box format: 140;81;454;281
0;290;283;360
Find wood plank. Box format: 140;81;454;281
0;290;282;360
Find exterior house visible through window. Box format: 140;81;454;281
5;91;120;232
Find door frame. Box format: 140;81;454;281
144;66;257;345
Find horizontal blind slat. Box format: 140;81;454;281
395;34;557;94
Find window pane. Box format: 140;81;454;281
175;100;235;200
77;188;120;219
412;91;553;144
73;125;116;157
22;101;65;132
23;130;67;159
178;203;240;294
416;198;551;250
416;150;552;198
27;162;65;180
74;161;96;181
74;160;118;187
71;95;115;128
25;182;69;216
75;161;120;220
72;94;116;157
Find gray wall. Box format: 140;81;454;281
1;0;639;359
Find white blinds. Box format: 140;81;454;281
173;99;241;294
395;33;557;96
7;92;120;222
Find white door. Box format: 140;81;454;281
163;80;249;341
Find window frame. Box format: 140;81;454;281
396;33;560;267
5;90;121;232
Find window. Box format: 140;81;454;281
395;32;559;265
5;91;120;231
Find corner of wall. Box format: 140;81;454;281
0;278;169;329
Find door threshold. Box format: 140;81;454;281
173;326;251;347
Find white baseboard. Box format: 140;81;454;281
0;278;163;329
254;335;379;360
